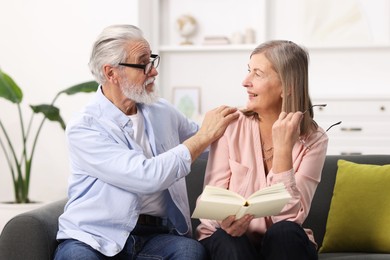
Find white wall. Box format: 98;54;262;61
0;0;139;203
140;0;390;118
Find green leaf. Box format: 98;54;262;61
30;104;66;130
0;70;23;104
59;81;98;95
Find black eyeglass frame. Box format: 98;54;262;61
299;103;342;151
299;120;342;151
302;103;327;115
118;54;160;75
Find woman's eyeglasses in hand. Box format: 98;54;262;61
300;104;342;151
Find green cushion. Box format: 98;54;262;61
320;160;390;253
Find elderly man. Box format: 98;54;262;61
54;24;238;260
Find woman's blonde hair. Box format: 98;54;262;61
243;40;316;135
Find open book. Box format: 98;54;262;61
192;183;291;220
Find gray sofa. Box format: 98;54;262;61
1;155;390;260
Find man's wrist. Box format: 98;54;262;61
183;133;211;162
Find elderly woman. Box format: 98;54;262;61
196;40;328;260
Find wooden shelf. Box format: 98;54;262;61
159;44;258;53
159;44;390;53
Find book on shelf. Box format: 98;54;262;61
192;183;291;220
202;36;230;45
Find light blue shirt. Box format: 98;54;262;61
56;87;200;256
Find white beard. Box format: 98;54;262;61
120;77;159;105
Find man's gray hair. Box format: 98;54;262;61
88;24;145;84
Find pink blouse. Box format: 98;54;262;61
196;111;328;247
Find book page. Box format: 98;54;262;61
191;200;243;220
237;196;291;219
242;183;291;218
191;186;246;220
201;185;246;204
247;183;287;201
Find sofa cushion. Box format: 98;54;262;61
320;160;390;253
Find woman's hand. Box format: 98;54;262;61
272;111;303;150
271;111;303;173
220;214;254;237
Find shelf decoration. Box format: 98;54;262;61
176;14;198;45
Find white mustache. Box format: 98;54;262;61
144;77;155;87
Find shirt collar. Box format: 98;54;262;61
95;85;132;129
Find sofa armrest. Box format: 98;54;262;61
0;199;67;260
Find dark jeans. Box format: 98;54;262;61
54;225;206;260
200;221;318;260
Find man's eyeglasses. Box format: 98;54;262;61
118;54;160;75
300;104;342;150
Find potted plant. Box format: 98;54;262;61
0;69;98;204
